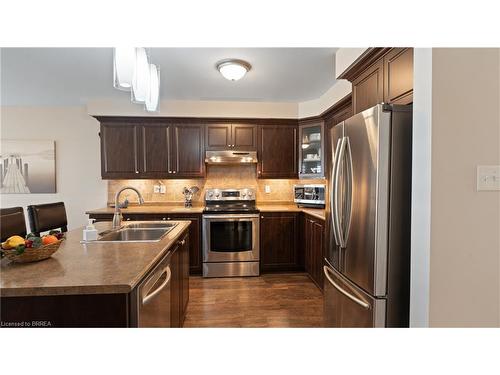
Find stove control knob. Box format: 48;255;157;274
248;191;253;196
208;192;213;198
242;193;247;198
215;193;220;198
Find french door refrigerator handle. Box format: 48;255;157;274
330;137;342;246
334;136;347;248
344;137;353;244
323;265;370;310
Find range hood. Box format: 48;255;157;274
205;150;258;165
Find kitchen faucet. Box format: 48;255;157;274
112;186;145;228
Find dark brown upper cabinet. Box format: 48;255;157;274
338;48;413;115
205;123;257;150
352;59;384;114
383;48;414;105
138;124;170;178
170;124;205;178
99;121;205;179
258;123;298;179
100;122;141;179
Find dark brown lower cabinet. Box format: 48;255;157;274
88;212;202;275
260;212;300;272
304;214;325;291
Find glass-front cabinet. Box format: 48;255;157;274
298;121;324;178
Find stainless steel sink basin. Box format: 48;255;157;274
84;222;178;243
98;228;169;242
123;222;176;230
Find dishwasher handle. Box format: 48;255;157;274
142;266;171;305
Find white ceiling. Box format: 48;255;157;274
1;48;338;106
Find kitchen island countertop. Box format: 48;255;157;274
0;221;190;298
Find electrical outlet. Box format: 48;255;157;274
153;185;161;193
265;185;271;193
159;185;166;194
477;165;500;191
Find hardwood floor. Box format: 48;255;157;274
183;273;324;328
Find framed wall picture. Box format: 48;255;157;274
0;140;56;194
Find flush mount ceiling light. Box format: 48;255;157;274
113;48;135;90
216;59;251;81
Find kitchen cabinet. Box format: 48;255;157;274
100;122;140;179
99;121;205;179
206;123;257;150
383;48;414;105
87;212;202;275
352;59;384;114
138;124;170;178
260;212;300;272
339;48;413;115
298;120;324;178
258;123;298;178
304;214;325;291
170;124;205;178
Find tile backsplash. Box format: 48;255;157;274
107;165;325;205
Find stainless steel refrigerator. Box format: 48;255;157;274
324;104;412;328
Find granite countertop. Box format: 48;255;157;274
0;221;190;298
87;203;326;220
257;204;326;220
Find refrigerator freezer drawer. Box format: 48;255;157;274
323;262;386;328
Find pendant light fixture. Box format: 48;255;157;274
113;47;160;112
145;64;160;112
131;47;150;103
217;59;251;81
113;47;135;90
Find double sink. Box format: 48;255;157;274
90;222;178;243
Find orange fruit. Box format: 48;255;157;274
42;235;59;245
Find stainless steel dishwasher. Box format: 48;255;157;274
135;252;172;328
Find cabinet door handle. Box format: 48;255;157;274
162;217;166;221
261;215;264;219
135;170;139;174
173;171;176;174
179;239;186;246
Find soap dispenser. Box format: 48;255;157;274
83;219;98;241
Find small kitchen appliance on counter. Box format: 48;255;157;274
202;188;259;277
294;184;326;208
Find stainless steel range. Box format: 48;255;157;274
202;188;260;277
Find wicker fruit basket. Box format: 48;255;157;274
1;239;63;263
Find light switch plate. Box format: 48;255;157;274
264;185;271;193
159;185;166;194
153;185;161;193
477;165;500;191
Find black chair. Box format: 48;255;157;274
27;202;68;236
0;207;28;242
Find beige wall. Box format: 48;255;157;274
0;107;107;229
87;99;298;119
429;48;500;327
